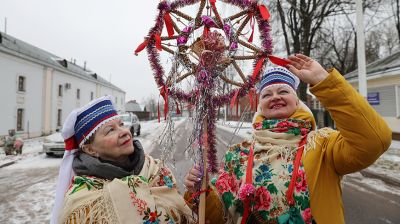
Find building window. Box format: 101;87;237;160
57;109;62;126
77;89;80;99
18;76;26;92
58;85;63;97
17;108;24;131
90;92;94;100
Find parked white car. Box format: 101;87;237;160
120;113;141;136
43;132;65;157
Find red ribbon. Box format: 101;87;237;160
188;188;212;203
134;40;149;55
248;14;255;43
203;26;210;36
154;34;162;51
251;57;266;80
268;55;290;67
230;89;239;109
258;5;270;20
164;12;174;37
134;34;162;55
286;136;307;205
64;136;78;150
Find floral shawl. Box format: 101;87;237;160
60;155;193;224
211;108;316;224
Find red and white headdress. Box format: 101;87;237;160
51;95;118;224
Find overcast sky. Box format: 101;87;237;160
0;0;162;103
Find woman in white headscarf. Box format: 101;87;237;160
183;54;392;224
51;96;192;224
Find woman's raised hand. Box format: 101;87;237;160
184;165;202;193
286;54;329;86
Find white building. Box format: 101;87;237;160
0;32;125;138
345;51;400;139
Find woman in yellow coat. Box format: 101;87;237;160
184;54;392;223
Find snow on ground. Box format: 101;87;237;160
216;120;253;140
365;141;400;182
136;117;186;154
0;136;45;167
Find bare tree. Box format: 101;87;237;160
308;0;397;75
272;0;348;101
393;0;400;43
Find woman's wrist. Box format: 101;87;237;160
310;70;329;86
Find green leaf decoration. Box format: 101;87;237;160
267;184;278;194
222;191;235;208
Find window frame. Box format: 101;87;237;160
57;109;62;126
18;76;26;92
58;84;63;97
76;88;80;99
17;108;24;131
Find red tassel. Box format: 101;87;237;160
258;5;270;20
252;57;266;80
268;55;290;67
154;34;162;51
230;89;239;109
203;26;210;36
248;14;255;43
164;12;174;37
134;39;149;55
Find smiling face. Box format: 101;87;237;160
259;84;299;119
82;118;134;162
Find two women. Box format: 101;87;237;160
52;54;391;224
51;96;192;224
184;54;392;223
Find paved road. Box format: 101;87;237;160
150;119;400;223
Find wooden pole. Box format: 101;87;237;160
198;118;208;224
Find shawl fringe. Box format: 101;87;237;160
304;127;335;157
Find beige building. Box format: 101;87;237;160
0;31;125;138
344;51;400;139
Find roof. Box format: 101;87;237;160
125;101;142;112
345;50;400;80
0;32;124;92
